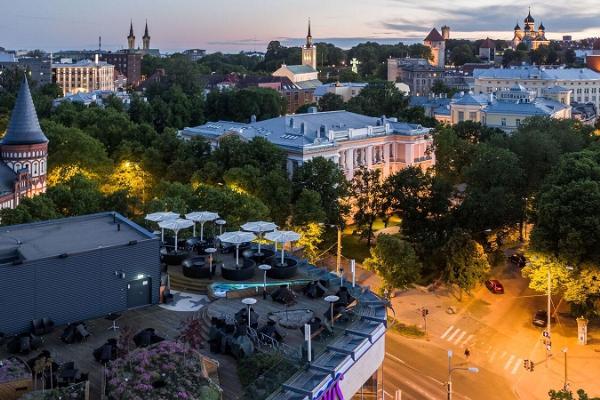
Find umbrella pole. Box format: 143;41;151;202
236;245;240;266
193;223;196;237
258;233;262;254
281;244;285;265
161;228;164;243
200;222;204;241
175;231;178;252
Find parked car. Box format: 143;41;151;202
532;310;556;327
510;253;527;268
485;279;504;294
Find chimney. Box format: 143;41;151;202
94;53;99;65
300;122;306;134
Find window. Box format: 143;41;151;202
468;112;477;121
501;118;507;127
458;111;465;122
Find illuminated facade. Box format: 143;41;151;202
0;77;49;210
52;56;115;95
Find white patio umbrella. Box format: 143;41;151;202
145;212;180;242
241;221;277;254
265;230;301;264
158;218;194;251
185;211;220;240
218;231;257;266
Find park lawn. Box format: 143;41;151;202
341;216;402;262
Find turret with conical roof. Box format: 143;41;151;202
0;76;49;201
3;77;48;145
143;20;150;50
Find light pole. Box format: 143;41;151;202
242;297;257;331
325;295;340;327
562;347;569;391
258;264;271;299
447;350;479;400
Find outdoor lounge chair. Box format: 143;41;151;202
42;318;55;333
31;319;45;336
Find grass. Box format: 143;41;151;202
389;318;426;338
340;216;403;262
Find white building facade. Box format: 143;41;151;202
473;67;600;111
179;110;434;180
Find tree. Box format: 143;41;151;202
318;93;344;112
384;167;453;259
292;189;326;226
292;157;349;225
449;44;479;66
351;167;387;246
458;144;526;232
363;234;422;290
346;81;409;118
431;125;476;183
549;388;600;400
442;229;490;297
0;195;59;226
195;185;270;228
47;174;104;216
295;222;324;264
531;149;600;262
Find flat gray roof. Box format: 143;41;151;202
0;212;155;262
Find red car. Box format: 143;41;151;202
485;279;504;294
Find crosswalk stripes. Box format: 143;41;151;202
438;325;523;375
440;325;454;339
504;354;515;370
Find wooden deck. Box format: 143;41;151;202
0;305;243;400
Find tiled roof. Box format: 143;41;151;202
424;28;444;42
296;79;323;89
0;163;16;195
453;93;490;106
285;65;318;74
2;77;48;145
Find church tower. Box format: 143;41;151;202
127;20;135;50
143;20;151;50
1;76;49;204
424;28;445;68
302;19;317;70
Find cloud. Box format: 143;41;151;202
381;1;600;35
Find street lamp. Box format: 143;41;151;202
447;350;479;400
325;295;340;327
258;264;271;299
205;247;217;279
562;347;569;391
241;297;257;331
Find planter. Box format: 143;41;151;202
160;248;189;265
0;357;32;400
248;249;275;264
221;259;256;281
182;257;213;279
265;257;298;280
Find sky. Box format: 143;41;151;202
1;0;599;53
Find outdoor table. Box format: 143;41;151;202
106;313;121;331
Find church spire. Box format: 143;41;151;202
3;76;48;145
143;19;151;50
306;18;313;48
127;20;135;50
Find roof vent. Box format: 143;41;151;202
307;106;318;114
250;114;257;123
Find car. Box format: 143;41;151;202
510;253;527;268
485;279;504;294
532;310;556;327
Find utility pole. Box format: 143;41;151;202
563;347;568;391
336;225;342;275
547;266;552;361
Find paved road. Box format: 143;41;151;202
383;332;518;400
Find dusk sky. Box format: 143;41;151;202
2;0;600;52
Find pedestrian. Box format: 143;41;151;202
464;347;471;359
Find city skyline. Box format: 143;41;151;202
1;0;600;53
